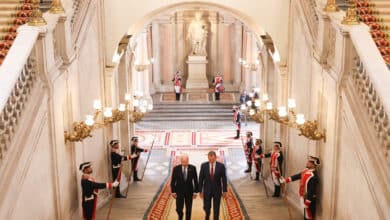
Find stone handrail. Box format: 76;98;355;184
349;25;390;158
71;0;92;41
300;0;319;41
0;26;39;159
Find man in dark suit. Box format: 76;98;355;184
171;154;199;220
199;151;227;220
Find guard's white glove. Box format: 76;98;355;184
300;197;307;209
131;153;138;159
279;176;285;184
113;180;119;188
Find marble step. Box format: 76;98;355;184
142;116;234;121
372;1;390;7
0;11;14;17
378;8;390;16
0;4;19;11
149;105;235;109
0;17;12;25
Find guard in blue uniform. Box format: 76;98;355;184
233;106;241;139
80;162;119;220
110;140;138;198
244;131;253;173
130;136;148;181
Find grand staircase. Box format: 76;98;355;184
0;0;32;65
143;92;241;121
356;0;390;64
143;103;236;121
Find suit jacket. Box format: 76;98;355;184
171;164;199;196
199;161;227;196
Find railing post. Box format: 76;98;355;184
28;0;47;26
49;0;66;14
323;0;339;12
342;0;360;25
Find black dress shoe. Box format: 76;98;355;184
115;194;127;198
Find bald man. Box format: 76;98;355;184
171;155;199;220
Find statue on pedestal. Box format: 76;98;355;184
187;12;208;56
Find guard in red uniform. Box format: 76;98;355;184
172;71;183;101
244;131;253;173
253;138;263;181
212;73;223;100
130;136;149;181
80;162;119;220
110;140;138;198
261;141;283;197
280;156;320;220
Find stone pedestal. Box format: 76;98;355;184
186;55;209;89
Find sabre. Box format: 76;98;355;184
140;133;157;180
106;165;122;220
277;159;292;220
259;154;269;198
281;182;293;220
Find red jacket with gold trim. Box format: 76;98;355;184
286;168;318;207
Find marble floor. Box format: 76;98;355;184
96;121;302;220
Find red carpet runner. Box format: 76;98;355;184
144;151;249;220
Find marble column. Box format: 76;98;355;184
251;35;259;89
175;12;185;85
217;14;224;75
126;46;136;142
117;53;130;176
169;15;177;89
233;20;242;88
243;31;253;91
134;32;151;99
209;12;219;84
151;21;161;91
147;25;155;95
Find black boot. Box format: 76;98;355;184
133;171;141;181
254;172;260;181
234;130;240;139
272;185;281;197
244;163;252;173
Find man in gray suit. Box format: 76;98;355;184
199;151;227;220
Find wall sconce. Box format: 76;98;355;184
243;94;326;142
64;94;152;143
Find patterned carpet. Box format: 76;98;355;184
135;129;255;148
144;150;249;220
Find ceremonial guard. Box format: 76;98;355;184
212;73;224;100
261;141;283;197
233;106;241;139
280;156;320;220
172;71;183;101
79;162;119;220
110;139;138;198
130;136;148;181
253;138;263;181
244;131;253;173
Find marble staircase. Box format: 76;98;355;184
356;0;390;64
0;0;32;65
143;103;237;121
